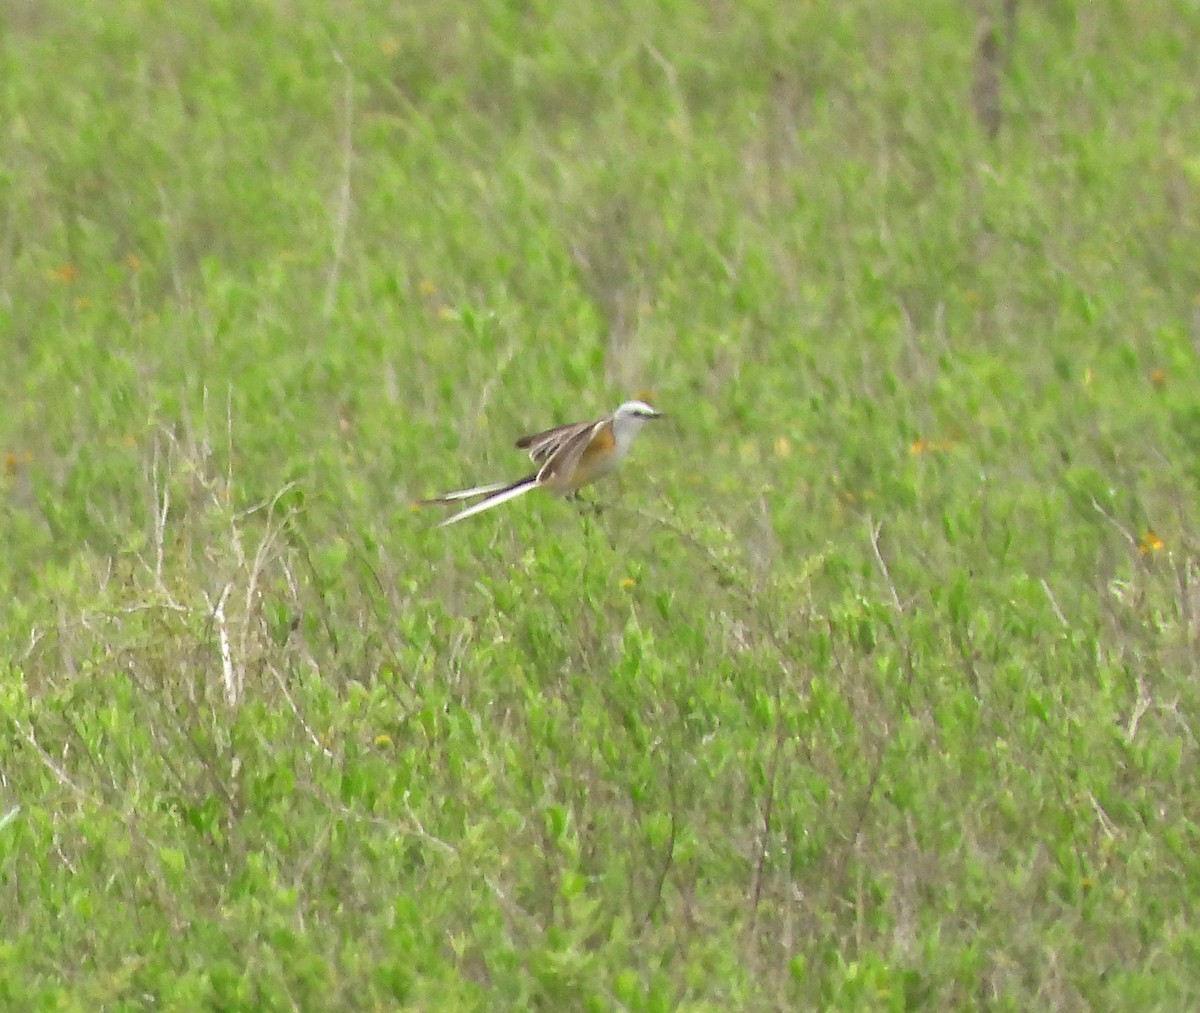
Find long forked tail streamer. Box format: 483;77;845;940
438;476;539;527
420;480;513;505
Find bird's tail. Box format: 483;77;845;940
418;480;514;505
432;474;540;527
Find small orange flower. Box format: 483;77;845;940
910;437;955;456
1139;530;1165;554
48;264;77;284
619;577;636;590
1150;368;1167;388
5;451;32;473
125;253;142;272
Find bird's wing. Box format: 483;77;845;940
536;419;609;486
516;418;595;466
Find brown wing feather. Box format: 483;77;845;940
516;419;594;466
515;420;578;450
536;420;606;488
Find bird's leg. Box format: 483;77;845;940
578;497;615;550
570;490;605;518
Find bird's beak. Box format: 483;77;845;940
650;410;665;420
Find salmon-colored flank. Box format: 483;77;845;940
558;423;617;492
585;424;616;455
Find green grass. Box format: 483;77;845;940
4;0;1200;1008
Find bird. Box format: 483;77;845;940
421;399;665;527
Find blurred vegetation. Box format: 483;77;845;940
4;0;1200;1008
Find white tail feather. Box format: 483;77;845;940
424;481;513;504
439;478;540;527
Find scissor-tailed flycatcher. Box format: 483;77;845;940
422;400;664;527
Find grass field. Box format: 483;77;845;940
5;0;1200;1008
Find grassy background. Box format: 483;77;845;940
4;0;1200;1008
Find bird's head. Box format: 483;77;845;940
613;399;664;425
